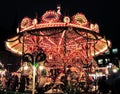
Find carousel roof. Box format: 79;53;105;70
5;9;111;66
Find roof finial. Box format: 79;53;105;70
57;4;61;15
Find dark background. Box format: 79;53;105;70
0;0;119;71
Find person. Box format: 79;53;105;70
11;73;19;91
18;75;25;92
2;75;7;90
6;73;12;91
36;76;50;94
112;76;120;94
98;76;109;94
0;61;4;70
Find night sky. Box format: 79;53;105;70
0;0;119;70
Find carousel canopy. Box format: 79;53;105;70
5;9;111;66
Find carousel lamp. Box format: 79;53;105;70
112;68;118;73
17;27;19;33
63;16;70;23
39;65;44;70
24;65;28;70
90;23;99;33
23;62;29;70
32;18;38;25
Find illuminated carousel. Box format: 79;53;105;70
5;6;111;93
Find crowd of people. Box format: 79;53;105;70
0;71;31;93
0;61;120;94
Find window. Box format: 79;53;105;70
112;48;118;54
105;58;110;63
98;59;103;64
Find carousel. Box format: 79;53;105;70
5;5;111;94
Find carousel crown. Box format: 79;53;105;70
6;6;111;58
18;10;99;33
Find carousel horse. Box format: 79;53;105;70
36;76;53;92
